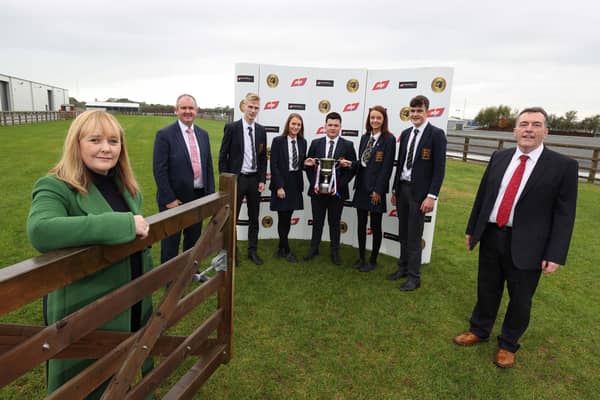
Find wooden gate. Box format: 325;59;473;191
0;173;238;399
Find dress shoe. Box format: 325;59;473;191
386;269;407;280
248;252;263;265
303;249;318;261
285;252;298;263
494;348;515;368
359;261;377;272
353;259;366;269
275;248;286;258
331;252;342;265
453;331;487;346
398;279;420;291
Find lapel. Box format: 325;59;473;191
175;122;193;167
333;137;344;159
489;149;515;197
77;176;139;215
398;128;411;163
414;124;431;163
283;136;290;164
518;147;549;202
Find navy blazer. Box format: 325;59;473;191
153;121;215;209
353;132;396;195
218;119;267;183
393;123;447;202
269;135;307;192
466;147;578;270
305;136;357;200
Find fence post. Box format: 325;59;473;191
462;137;469;162
589;149;599;183
498;139;504;150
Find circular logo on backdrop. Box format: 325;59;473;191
262;216;273;228
319;100;331;114
399;106;410;122
431;77;447;93
266;74;279;88
346;79;359;93
340;220;348;234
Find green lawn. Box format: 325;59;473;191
1;116;599;399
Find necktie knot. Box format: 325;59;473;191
519;155;528;163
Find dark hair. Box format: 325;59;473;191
409;95;430;110
517;107;548;127
365;105;391;137
326;111;342;124
282;113;304;138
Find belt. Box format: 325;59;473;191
488;223;511;232
240;172;257;176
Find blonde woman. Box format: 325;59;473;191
27;110;153;398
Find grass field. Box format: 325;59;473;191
1;115;599;399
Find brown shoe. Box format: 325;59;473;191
453;331;487;346
494;348;515;368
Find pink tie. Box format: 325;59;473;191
186;127;201;180
496;155;528;228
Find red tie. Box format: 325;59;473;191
497;155;528;228
186;127;201;180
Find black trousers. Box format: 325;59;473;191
356;209;383;263
160;188;205;264
469;224;542;353
309;195;344;253
237;174;260;252
277;210;294;252
396;182;425;280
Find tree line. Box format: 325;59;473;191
474;105;600;135
68;97;233;115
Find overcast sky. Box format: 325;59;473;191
2;0;598;118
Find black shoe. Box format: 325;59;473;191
353;259;366;269
331;252;342;265
285;252;298;263
303;249;318;261
359;261;377;272
399;279;420;291
248;251;264;265
275;248;286;258
386;269;407;280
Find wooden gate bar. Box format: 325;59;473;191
162;344;227;400
101;205;230;399
125;311;223;400
0;193;231;317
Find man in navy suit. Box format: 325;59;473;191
454;107;578;368
218;92;267;265
153;94;215;263
303;112;357;265
389;95;447;291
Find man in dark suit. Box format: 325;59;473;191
303;112;357;265
153;94;215;263
389;95;447;291
218;92;267;265
453;107;578;368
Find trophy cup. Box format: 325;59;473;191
318;158;336;194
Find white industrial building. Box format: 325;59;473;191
0;74;69;112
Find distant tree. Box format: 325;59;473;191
560;110;578;130
474;105;516;129
580;115;600;135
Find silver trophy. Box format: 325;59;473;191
318;158;336;194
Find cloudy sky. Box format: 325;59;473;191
2;0;598;118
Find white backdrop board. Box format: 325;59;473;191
233;63;453;263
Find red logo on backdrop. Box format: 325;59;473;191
372;80;390;90
264;101;280;110
367;228;373;235
427;108;445;117
316;126;326;134
343;102;359;112
291;77;307;87
291;218;300;225
389;209;397;217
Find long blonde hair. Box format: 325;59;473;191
50;110;140;196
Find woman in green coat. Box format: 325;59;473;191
27;110;153;399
